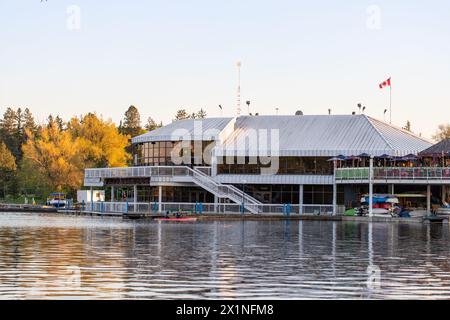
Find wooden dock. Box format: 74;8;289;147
0;204;57;213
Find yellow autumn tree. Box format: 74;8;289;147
0;142;17;197
68;113;130;168
22;123;83;191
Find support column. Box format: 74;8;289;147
427;184;431;214
133;185;137;212
390;184;395;195
332;182;337;216
442;185;447;205
111;186;115;202
368;156;374;218
332;161;337;216
90;186;94;212
299;184;304;215
214;195;218;213
158;186;163;213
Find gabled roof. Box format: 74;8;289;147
215;115;432;157
132;117;233;143
419;139;450;155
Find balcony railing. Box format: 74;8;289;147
335;167;450;182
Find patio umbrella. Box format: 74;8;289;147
400;154;418;161
357;153;371;158
376;154;392;159
327;155;346;161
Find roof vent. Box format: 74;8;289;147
295;110;303;116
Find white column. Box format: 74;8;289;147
111;186;115;202
427;184;431;214
442;185;446;205
299;184;304;215
90;186;94;211
368;156;374;218
133;185;137;212
390;184;395;195
214;195;218;213
158;185;163;213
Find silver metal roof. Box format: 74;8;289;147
215;115;432;157
132;117;233;143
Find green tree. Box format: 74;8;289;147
0;107;20;159
403;120;411;132
196;108;207;119
145;117;162;131
173;109;190;121
120;105;143;137
433;123;450;141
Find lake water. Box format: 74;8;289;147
0;212;450;299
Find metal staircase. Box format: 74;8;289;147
190;167;263;214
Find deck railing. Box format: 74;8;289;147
84;165;263;213
84;201;345;216
335;167;450;182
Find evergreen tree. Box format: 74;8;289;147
120;105;142;137
403;120;411;132
173;109;190;121
0;107;20;159
145;117;161;132
196;108;207;119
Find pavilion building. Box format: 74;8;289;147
83;114;449;214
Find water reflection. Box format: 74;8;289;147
0;213;450;299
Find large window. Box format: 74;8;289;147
217;157;333;175
134;141;214;166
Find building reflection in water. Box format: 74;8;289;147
1;214;450;299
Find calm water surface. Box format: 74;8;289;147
0;212;450;299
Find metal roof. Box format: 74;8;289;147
215;115;432;157
419;138;450;155
132;117;233;143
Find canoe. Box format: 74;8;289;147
156;217;198;222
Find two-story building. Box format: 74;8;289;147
83;114;449;215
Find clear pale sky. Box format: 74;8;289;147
1;0;449;139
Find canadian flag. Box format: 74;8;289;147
379;77;391;89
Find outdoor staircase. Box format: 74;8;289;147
190;167;263;214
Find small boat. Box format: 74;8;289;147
46;192;67;208
155;217;198;222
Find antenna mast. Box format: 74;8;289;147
236;61;241;116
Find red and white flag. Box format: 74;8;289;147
379;77;391;89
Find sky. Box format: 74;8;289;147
0;0;449;139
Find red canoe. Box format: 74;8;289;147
155;217;198;222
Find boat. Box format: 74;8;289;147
46;192;67;208
155;217;198;222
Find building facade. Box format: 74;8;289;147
84;114;450;214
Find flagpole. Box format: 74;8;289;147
389;78;392;124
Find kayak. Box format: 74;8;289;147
156;217;197;222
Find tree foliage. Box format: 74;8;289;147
173;108;207;121
0;142;17;198
22;122;82;192
433;123;450;142
68;113;130;168
145;117;162;132
120;105;143;137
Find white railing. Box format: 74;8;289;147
85;165;263;214
84;201;345;216
336;167;450;182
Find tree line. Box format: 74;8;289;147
0;105;207;201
